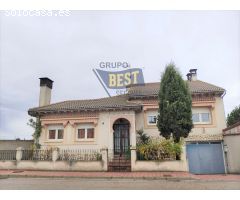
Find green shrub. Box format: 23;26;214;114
137;138;183;161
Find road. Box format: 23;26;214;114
0;177;240;189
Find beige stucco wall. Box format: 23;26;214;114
39;110;136;149
131;146;188;172
39;86;51;107
190;97;226;135
135;96;226;140
38;95;226;148
132;160;188;172
0;160;104;171
224;135;240;173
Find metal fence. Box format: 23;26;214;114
136;150;176;161
58;149;102;161
22;149;53;161
0;150;16;160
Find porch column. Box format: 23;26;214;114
130;116;136;147
130;146;136;171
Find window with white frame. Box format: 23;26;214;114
76;124;95;140
48;125;64;140
192;107;211;124
148;115;157;124
146;111;158;125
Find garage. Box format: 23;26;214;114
186;142;226;174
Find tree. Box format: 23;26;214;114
227;105;240;127
157;63;193;143
27;117;42;149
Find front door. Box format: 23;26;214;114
113;119;130;156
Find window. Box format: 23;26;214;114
48;126;64;140
192;112;211;124
192;113;200;123
201;113;210;122
148;116;157;125
78;129;85;139
87;128;94;138
77;125;95;140
57;129;64;139
49;130;56;139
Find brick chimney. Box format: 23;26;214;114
39;77;53;107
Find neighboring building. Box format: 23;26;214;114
0;140;33;150
28;69;227;174
223;121;240;174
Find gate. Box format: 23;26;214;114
186;142;225;174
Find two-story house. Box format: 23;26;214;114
28;69;227;174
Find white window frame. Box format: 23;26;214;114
192;112;211;124
76;124;95;141
47;125;64;141
147;115;157;125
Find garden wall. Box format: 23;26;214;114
0;160;104;171
132;160;188;172
0;148;108;171
130;146;188;172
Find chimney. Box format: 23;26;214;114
186;73;192;81
39;77;53;107
189;69;197;81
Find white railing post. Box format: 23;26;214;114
52;148;59;162
130;146;136;171
100;147;108;171
16;147;23;161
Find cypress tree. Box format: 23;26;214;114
157;63;193;143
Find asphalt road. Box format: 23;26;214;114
0;177;240;190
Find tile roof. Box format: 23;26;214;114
28;80;225;116
185;134;223;142
28;95;141;117
128;80;225;98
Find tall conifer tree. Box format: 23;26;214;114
157;63;193;143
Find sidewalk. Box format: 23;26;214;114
0;170;240;181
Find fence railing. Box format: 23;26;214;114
22;149;53;161
136;150;176;161
0;150;17;160
58;149;102;161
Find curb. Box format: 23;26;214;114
0;174;195;181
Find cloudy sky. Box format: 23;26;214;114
0;10;239;140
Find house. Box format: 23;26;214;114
223;121;240;173
28;69;227;173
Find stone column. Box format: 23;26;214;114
52;148;59;162
130;146;136;171
16;147;23;162
100;147;108;171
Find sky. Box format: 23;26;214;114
0;10;239;140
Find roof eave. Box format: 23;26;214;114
28;106;142;117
